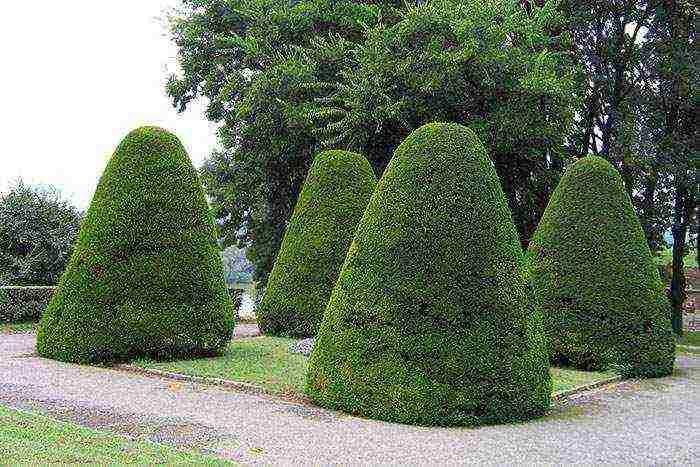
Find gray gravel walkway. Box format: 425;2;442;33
1;332;697;465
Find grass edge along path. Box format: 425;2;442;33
0;403;233;465
131;336;619;400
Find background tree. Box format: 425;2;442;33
642;1;697;334
167;0;576;284
0;179;82;286
167;0;401;285
311;0;577;244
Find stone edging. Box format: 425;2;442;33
551;375;624;401
115;364;626;406
114;364;273;396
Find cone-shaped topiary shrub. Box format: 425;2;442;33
305;123;552;426
36;127;235;364
524;156;675;378
256;150;377;337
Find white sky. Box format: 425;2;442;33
0;1;218;210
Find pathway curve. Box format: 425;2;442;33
1;332;697;465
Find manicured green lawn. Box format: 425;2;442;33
135;337;617;397
0;404;232;465
678;331;700;347
135;337;308;396
550;367;616;392
655;248;698;268
2;321;37;334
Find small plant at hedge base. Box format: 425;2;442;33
36;127;235;364
524;156;675;378
305;123;552;427
256;150;376;338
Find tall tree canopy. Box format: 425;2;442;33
166;0;577;283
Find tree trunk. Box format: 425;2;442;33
669;186;687;336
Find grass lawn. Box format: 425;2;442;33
2;321;38;334
134;337;617;397
677;331;700;347
655;248;698;268
0;404;232;465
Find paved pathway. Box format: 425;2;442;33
1;332;698;465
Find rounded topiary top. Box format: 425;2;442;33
36;127;235;363
306;123;551;426
256;150;376;337
524;156;675;377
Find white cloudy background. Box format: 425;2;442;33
0;1;217;210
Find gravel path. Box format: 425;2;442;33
1;332;697;465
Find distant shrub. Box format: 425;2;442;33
36;127;235;364
0;286;55;323
306;123;551;426
256;150;376;337
525;156;675;378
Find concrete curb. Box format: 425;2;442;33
552;375;624;401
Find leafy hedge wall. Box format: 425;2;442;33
36;127;236;364
256;150;376;337
306;123;551;426
0;287;55;323
524;156;675;378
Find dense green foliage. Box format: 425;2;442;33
0;180;82;286
525;156;676;378
306;123;551;426
0;286;55;324
167;0;576;284
257;150;376;337
36;127;235;364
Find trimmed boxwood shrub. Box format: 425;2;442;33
256;150;376;337
524;156;675;378
0;286;55;323
36;127;236;364
305;123;552;426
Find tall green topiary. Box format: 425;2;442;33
36;127;235;364
524;156;675;378
305;123;551;427
256;150;376;337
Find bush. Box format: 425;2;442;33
524;156;675;378
256;150;376;337
0;180;82;286
0;286;55;323
36;127;236;364
305;123;551;426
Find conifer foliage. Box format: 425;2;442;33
525;156;676;377
36;127;235;364
257;150;377;337
306;123;552;426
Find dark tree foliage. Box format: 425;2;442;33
36;127;235;364
167;0;576;283
525;156;676;378
168;0;401;285
257;150;376;337
0;180;82;286
307;123;551;426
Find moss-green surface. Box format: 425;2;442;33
257;150;376;338
306;123;551;426
0;404;231;465
525;156;676;378
36;127;235;364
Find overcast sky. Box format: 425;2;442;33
0;1;218;210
